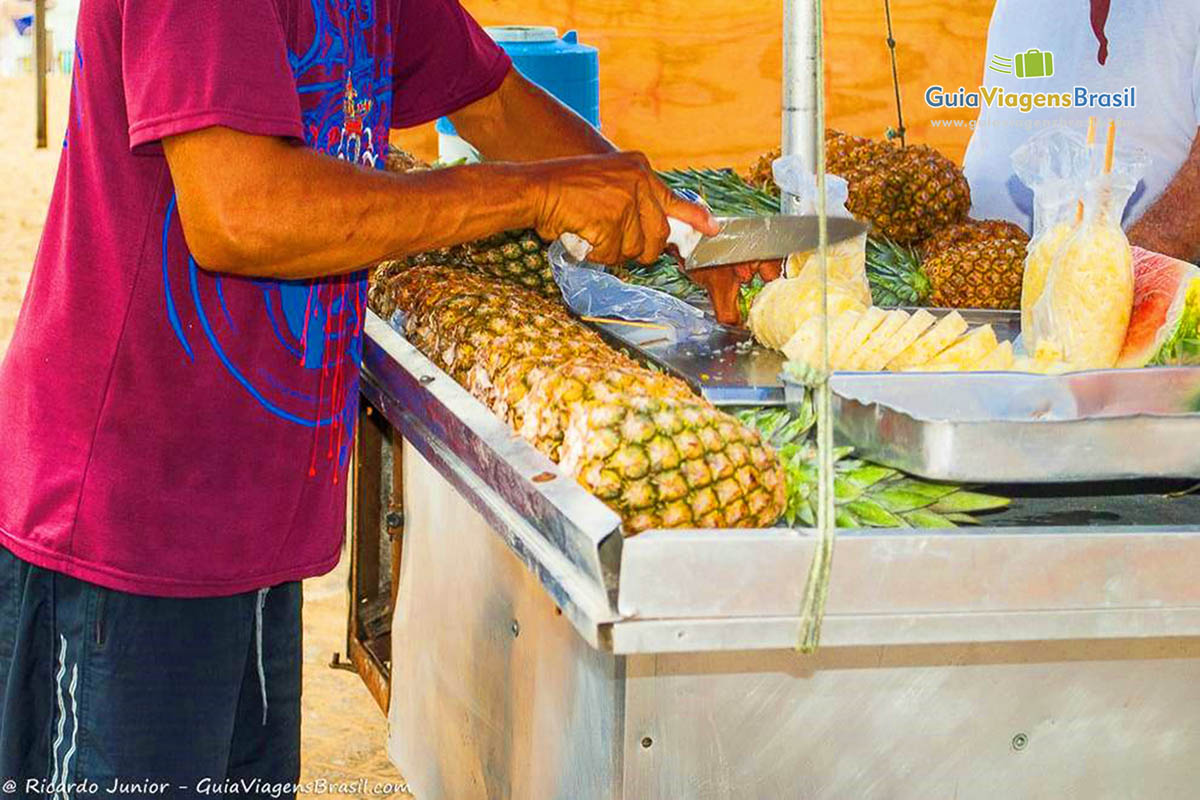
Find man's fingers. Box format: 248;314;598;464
635;182;671;263
661;191;720;237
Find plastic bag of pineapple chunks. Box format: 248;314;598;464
1028;144;1149;370
1011;127;1093;340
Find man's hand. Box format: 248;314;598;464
526;152;718;265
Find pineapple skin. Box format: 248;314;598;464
406;229;559;297
560;395;787;533
921;226;1028;310
847;145;971;245
383;146;560;297
515;358;696;462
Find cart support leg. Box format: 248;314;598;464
34;0;46;149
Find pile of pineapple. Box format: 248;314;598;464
370;148;1008;532
371;264;787;534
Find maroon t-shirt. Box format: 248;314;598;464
0;0;510;596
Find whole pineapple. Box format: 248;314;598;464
560;394;787;533
920;219;1029;257
745;134;969;245
919;220;1030;310
826;129;894;182
743;130;892;195
846;144;971;244
746;149;780;196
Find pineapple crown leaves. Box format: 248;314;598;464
621;254;708;304
734;400;1010;529
658;168;780;217
866;236;930;307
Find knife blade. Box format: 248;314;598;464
683;215;869;272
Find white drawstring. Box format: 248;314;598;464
255;587;269;725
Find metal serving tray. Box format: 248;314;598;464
823;368;1200;483
592;308;1021;406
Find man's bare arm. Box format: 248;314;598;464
1129;129;1200;262
449;69;616;161
162;79;715;279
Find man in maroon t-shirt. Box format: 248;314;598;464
0;0;714;788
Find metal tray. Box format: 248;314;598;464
820;368;1200;483
592;308;1020;406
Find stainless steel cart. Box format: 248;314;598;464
347;312;1200;799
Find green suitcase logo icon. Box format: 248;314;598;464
989;48;1055;79
1015;48;1054;78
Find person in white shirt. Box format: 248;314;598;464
962;0;1200;262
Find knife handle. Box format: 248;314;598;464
560;217;702;263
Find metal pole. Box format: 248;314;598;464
781;0;819;212
34;0;47;149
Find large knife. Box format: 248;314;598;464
683;215;868;271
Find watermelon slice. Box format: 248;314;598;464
1117;247;1200;368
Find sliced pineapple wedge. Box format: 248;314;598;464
857;309;936;371
924;324;998;370
845;309;909;370
832;307;888;366
887;310;968;370
782;310;861;368
973;340;1015;371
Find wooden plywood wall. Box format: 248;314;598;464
391;0;993;171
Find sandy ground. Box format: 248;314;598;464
0;77;409;797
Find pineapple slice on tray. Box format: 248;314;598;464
833;307;888;365
922;324;998;370
856;309;936;371
975;341;1016;371
844;309;908;370
781;311;861;367
886;311;969;370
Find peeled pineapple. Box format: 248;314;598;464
784;235;873;306
746;277;868;349
975;341;1016;371
775;305;1010;373
834;307;889;365
845;309;909;370
1021;220;1077;335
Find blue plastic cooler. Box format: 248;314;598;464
436;25;600;161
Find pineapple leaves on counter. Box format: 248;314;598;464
734;402;1009;529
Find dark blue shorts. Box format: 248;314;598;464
0;546;302;799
